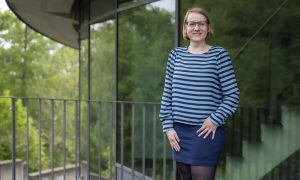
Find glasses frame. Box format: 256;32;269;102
185;21;208;28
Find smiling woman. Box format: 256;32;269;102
160;6;240;180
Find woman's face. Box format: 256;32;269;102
185;12;209;43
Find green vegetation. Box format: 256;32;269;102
0;0;299;178
0;10;78;172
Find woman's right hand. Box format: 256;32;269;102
166;129;180;152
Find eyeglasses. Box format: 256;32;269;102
186;21;207;28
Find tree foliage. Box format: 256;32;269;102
0;90;50;171
0;10;78;172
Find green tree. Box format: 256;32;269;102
0;90;49;171
0;10;79;171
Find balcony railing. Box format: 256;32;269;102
0;96;299;180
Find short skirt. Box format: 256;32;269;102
173;122;225;166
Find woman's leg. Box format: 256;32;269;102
176;162;192;180
190;166;216;180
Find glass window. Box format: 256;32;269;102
91;21;116;100
118;0;176;102
118;0;176;178
89;20;116;178
180;0;300;179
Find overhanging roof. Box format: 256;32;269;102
6;0;116;49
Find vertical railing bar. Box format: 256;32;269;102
279;162;283;180
231;114;236;155
63;100;67;180
248;108;252;141
11;97;16;180
277;106;282;124
295;150;299;180
25;98;29;179
142;104;146;180
51;99;55;180
286;154;290;180
0;100;1;180
240;108;244;156
78;100;82;179
0;105;1;180
109;102;113;180
172;161;176;180
121;103;124;180
264;107;268;124
114;102;117;180
86;101;90;180
97;102;102;180
38;98;42;179
256;108;261;142
75;100;79;180
163;135;166;180
131;104;135;180
152;105;156;180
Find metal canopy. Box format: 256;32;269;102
6;0;116;49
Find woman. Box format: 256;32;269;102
159;7;240;180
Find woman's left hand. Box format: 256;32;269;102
196;117;217;139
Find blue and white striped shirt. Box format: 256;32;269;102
159;46;240;132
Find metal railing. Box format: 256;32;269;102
0;97;176;180
0;96;299;180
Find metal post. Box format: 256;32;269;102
97;102;102;180
75;100;79;180
163;135;166;180
131;104;135;180
63;100;67;180
109;103;113;180
11;98;16;180
248;108;252;141
25;98;29;179
142;105;146;179
121;103;124;180
38;99;42;179
152;105;156;179
51;99;55;180
86;101;90;180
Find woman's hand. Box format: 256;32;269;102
166;129;180;152
197;118;217;139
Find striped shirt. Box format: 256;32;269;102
159;46;240;132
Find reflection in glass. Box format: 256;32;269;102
180;0;300;179
89;20;116;179
118;0;175;179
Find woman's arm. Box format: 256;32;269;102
209;48;240;126
159;49;176;132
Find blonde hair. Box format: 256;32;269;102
182;7;214;41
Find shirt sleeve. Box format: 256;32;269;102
209;48;240;126
159;49;176;132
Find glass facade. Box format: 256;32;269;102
77;0;299;179
118;0;175;102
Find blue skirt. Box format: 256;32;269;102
173;122;225;166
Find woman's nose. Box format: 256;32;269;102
194;24;200;30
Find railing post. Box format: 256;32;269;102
131;103;135;180
97;102;102;180
86;101;90;180
152;105;156;179
142;104;146;180
51;99;55;180
11;97;16;180
63;100;67;180
120;103;124;180
25;98;29;180
38;98;42;180
75;100;79;180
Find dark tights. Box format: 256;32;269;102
176;162;216;180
